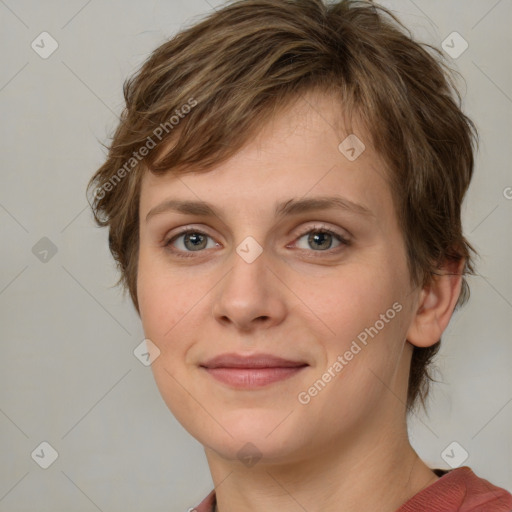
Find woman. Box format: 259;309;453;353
88;1;512;510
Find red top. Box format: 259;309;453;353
190;466;512;512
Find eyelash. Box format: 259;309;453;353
163;224;351;259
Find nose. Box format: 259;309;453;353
211;245;288;332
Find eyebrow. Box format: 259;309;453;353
145;195;375;223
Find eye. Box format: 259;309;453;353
163;224;350;258
164;229;218;257
292;224;350;253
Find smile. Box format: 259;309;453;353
199;352;309;389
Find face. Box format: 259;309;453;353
137;90;421;465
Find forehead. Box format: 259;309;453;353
139;90;392;223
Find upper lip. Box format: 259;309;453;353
200;353;309;369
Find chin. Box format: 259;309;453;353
204;435;306;467
196;409;310;464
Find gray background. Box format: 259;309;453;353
1;0;511;510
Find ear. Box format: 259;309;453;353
406;258;465;348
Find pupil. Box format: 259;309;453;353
186;233;206;250
309;232;331;250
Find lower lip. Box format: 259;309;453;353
202;366;307;388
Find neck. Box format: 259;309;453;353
205;417;438;512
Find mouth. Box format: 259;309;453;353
199;353;309;389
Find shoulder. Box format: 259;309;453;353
188;489;216;512
397;466;512;512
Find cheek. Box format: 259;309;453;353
137;249;188;351
330;275;409;395
298;262;409;404
295;260;405;345
136;248;217;376
137;251;202;427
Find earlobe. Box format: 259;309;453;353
406;258;465;348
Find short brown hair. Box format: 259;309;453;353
87;0;479;413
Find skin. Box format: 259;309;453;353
137;90;463;512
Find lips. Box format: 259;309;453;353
200;353;308;369
200;353;309;389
